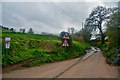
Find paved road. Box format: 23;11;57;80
3;52;118;78
59;52;118;78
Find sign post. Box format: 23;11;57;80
62;32;70;40
4;37;11;55
62;39;70;47
61;32;70;47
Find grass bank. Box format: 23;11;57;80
2;32;90;67
100;44;120;66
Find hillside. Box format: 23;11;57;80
2;31;90;67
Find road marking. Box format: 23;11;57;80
54;57;83;78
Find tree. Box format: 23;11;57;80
75;28;92;43
106;11;120;46
10;28;15;32
84;6;118;44
71;27;75;34
28;28;34;34
19;28;23;32
19;28;25;33
22;29;25;33
67;27;75;35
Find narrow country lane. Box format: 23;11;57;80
3;49;118;78
58;52;118;78
3;57;81;78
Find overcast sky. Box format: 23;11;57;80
1;0;119;34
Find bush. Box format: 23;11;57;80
106;12;120;46
101;45;120;66
71;35;84;43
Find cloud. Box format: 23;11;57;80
2;2;118;34
0;2;2;25
2;0;120;2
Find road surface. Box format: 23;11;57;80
3;50;118;78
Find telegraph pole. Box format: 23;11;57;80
82;22;84;30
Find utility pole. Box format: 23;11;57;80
118;1;120;12
82;22;84;30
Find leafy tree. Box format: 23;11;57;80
6;27;9;30
10;28;15;32
19;28;25;33
84;6;118;44
75;28;91;43
2;26;9;30
22;29;25;33
28;28;34;34
106;12;120;46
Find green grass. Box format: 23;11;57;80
2;32;59;41
2;31;90;67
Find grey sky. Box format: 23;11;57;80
2;1;118;34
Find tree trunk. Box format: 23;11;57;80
99;26;105;44
101;33;105;44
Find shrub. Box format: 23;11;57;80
71;35;84;42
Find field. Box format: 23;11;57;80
2;31;90;67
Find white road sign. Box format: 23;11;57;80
5;37;11;49
62;40;69;47
62;32;70;39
